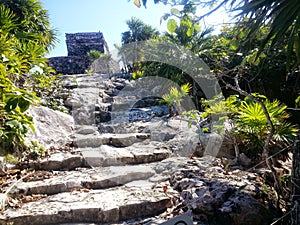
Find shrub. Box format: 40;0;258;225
0;1;57;156
161;83;192;116
200;94;298;159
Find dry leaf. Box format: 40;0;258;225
134;0;141;8
163;185;168;193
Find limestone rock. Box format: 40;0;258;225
75;125;98;135
29;152;83;171
12;165;156;195
27;106;74;149
0;186;172;225
239;153;252;167
169;159;273;225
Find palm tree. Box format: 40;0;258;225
133;0;300;66
121;17;160;71
121;17;160;44
0;0;57;51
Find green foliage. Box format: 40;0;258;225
0;1;57;156
0;71;38;154
295;96;300;108
161;83;191;116
235;96;298;147
25;68;67;112
133;5;213;99
4;154;18;164
87;50;102;61
182;109;202;128
132;70;144;79
121;17;159;44
162;4;212;52
201;94;298;153
167;19;177;34
27;141;45;159
236;0;300;68
0;0;57;51
87;50;112;63
203;23;299;107
135;0;300;67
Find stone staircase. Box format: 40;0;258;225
0;73;200;225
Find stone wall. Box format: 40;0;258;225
48;32;108;74
48;56;90;74
66;32;105;56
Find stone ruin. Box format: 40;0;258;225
48;32;108;74
66;32;106;56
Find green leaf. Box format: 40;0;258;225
5;98;18;112
18;97;30;112
194;24;201;32
186;27;194;37
167;19;177;34
171;8;180;15
5;120;20;129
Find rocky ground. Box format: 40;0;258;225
0;73;290;225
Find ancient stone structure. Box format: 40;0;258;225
48;56;90;74
48;32;107;74
66;32;105;56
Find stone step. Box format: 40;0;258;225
75;125;98;135
28;152;84;171
98;121;146;134
11;165;156;196
73;133;150;148
1;184;172;225
80;142;170;167
109;105;170;123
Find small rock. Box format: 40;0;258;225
239;153;252;167
64;98;83;108
76;125;98;135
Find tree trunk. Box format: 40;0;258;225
291;135;300;225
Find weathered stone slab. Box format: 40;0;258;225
73;134;106;148
0;186;171;225
29;152;84;171
103;133;150;147
12;165;155;195
80;146;135;167
27;106;74;149
74;133;150;148
80;142;170;167
127;142;171;164
75;125;98;135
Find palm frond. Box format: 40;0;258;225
237;0;300;67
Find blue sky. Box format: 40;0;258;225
41;0;172;57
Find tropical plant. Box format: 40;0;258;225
132;70;144;79
0;1;57;156
121;17;160;44
162;3;213;53
0;0;57;50
161;83;192;116
87;50;102;61
131;0;300;222
0;71;39;155
201;94;298;159
133;0;300;67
